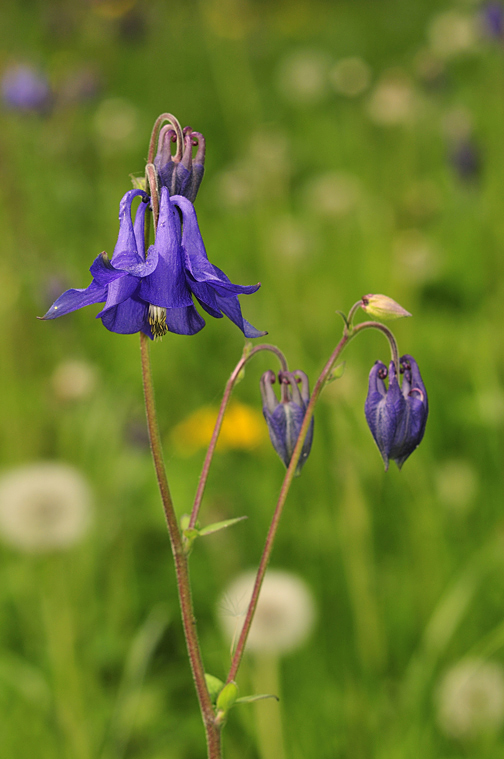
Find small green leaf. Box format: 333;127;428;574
326;362;346;384
335;310;349;328
205;674;225;703
198;516;248;537
130;174;147;191
235;693;279;704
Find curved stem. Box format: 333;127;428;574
188;344;288;530
226;319;399;682
145;163;160;229
354;320;400;374
346;299;363;328
147;112;183;164
140;334;222;758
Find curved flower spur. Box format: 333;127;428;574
364;354;428;470
40;117;265;340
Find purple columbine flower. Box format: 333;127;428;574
2;64;51;112
482;2;504;38
364;355;428;470
154;125;205;202
260;370;314;475
40;187;265;340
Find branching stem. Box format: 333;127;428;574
225;319;398;682
189;344;288;530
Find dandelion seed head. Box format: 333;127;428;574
51;359;98;401
217;569;316;654
436;659;504;739
0;462;92;552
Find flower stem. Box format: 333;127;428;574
225;319;399;682
139;334;222;759
188;344;288;531
147;112;183;164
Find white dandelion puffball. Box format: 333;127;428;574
276;50;330;105
218;569;316;654
436;659;504;739
330;56;371;97
0;462;92;552
51;359;98;401
366;72;419;126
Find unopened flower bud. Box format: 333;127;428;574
154;124;206;201
361;294;411;320
364;354;428;470
260;370;314;475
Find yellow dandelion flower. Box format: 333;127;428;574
171;402;267;456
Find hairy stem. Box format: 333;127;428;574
140;333;222;758
226;320;397;681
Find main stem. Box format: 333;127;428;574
140;333;222;759
226;320;396;682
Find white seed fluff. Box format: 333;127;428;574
0;462;92;552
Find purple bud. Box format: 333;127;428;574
154;125;206;202
260;370;314;474
364;355;428;470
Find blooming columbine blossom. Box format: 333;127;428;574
260;370;314;474
41;187;265;339
364;354;428;470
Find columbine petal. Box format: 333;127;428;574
173;196;260;295
139;187;193;309
210;293;267;338
111;189;149;269
164;305;206;335
41;281;107;320
100;298;150;335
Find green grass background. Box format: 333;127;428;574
1;0;504;756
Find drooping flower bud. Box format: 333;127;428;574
364;354;428;470
260;370;314;475
361;294;411;321
154;124;205;201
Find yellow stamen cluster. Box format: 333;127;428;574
148;305;168;338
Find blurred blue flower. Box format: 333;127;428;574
364;355;428;470
482;2;504;38
1;64;51;112
41;187;265;339
155;125;205;202
450;140;480;181
260;370;314;474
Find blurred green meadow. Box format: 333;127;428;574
2;0;504;756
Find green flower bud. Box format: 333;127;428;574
361;294;411;321
216;681;238;716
